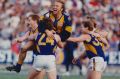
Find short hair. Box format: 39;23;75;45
82;20;93;31
86;15;97;28
86;15;95;19
39;18;54;31
29;14;40;23
54;0;65;13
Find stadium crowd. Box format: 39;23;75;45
0;0;120;71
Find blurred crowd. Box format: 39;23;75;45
0;0;120;55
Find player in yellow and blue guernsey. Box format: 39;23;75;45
39;0;72;42
34;33;58;56
7;17;63;79
27;19;63;79
68;20;109;79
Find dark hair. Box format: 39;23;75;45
82;20;93;31
54;0;65;13
39;18;54;31
86;15;97;28
29;14;40;23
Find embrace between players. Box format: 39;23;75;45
6;0;109;79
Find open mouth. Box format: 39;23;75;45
53;9;58;12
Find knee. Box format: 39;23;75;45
21;47;27;53
28;74;35;79
28;76;33;79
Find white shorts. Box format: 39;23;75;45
88;57;107;72
32;55;56;72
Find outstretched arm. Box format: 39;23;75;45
15;31;30;43
67;34;90;43
27;33;38;41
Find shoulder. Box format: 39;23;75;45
63;12;70;19
44;12;50;18
80;34;91;41
40;11;51;20
63;12;70;16
63;12;71;20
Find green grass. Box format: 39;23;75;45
0;73;120;79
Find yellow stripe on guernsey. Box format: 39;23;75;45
65;26;72;33
40;16;44;20
29;29;38;35
100;42;105;52
38;34;46;45
50;13;55;21
36;45;40;53
57;16;64;33
84;44;97;55
86;35;91;42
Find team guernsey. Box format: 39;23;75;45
84;34;105;60
39;12;72;42
34;33;57;55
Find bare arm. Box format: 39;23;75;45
27;33;38;41
54;34;64;48
15;31;30;43
67;34;90;43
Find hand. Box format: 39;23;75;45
46;30;54;39
12;38;22;44
90;32;101;37
72;58;79;64
15;38;23;43
6;63;22;73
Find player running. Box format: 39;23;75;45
68;20;109;79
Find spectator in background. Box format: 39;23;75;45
0;0;120;76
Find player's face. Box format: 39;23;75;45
52;1;63;15
81;24;89;33
28;17;37;30
25;18;31;30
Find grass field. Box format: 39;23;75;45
0;72;120;79
1;65;120;79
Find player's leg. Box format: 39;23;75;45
87;57;106;79
17;41;34;64
46;55;57;79
35;70;46;79
6;41;34;72
47;70;57;79
87;70;101;79
30;55;46;79
28;68;40;79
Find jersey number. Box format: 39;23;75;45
38;34;54;45
92;38;100;46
